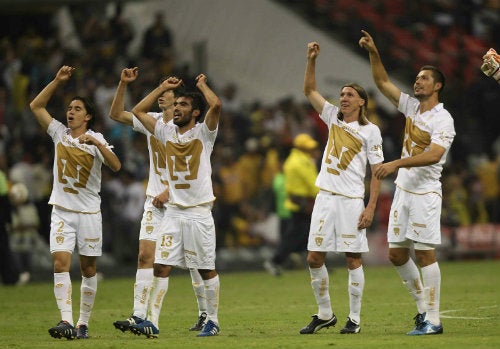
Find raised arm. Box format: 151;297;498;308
303;42;326;114
359;30;401;108
195;74;222;131
29;65;75;130
131;77;183;134
109;67;139;126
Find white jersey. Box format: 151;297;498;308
154;121;217;207
47;118;114;213
315;101;384;198
133;112;169;197
395;93;455;194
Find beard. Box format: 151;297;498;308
173;116;191;128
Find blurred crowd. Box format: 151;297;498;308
1;1;500;283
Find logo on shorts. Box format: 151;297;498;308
146;226;154;234
56;236;64;244
161;251;170;259
394;227;400;236
315;237;323;246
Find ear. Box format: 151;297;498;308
434;82;442;92
192;109;201;118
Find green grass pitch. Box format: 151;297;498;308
0;259;498;348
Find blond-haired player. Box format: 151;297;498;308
30;66;121;340
300;41;384;335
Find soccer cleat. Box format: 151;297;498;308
113;315;144;332
48;320;77;340
190;312;208;331
299;314;337;334
407;320;443;335
340;317;360;334
196;320;220;337
129;320;159;338
76;324;89;339
407;312;425;333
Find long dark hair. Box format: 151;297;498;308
72;96;96;129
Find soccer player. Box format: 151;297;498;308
481;47;500;83
359;30;455;335
127;74;222;338
300;42;384;335
29;65;121;340
110;68;208;333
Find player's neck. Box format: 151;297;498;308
418;95;439;113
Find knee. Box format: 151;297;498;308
137;250;154;268
153;264;171;278
388;249;409;266
306;252;325;268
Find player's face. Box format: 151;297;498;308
414;70;437;99
158;89;175;110
173;96;198;128
339;86;365;118
66;99;90;130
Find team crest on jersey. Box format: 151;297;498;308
315;237;323;246
56;236;64;244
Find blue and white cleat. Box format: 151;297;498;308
407;320;443;335
196;320;220;337
130;320;159;338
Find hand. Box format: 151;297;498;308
55;66;75;82
359;30;376;53
160;76;183;90
152;190;169;208
307;42;320;59
195;73;208;87
374;162;397;180
78;134;98;146
121;67;138;83
482;48;500;62
357;208;374;230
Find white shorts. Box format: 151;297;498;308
50;206;102;256
139;196;166;241
307;191;368;253
387;187;442;245
155;204;216;270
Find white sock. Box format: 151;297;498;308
133;268;153;319
421;262;441;324
203;275;220;325
348;266;364;325
190;268;207;315
395;259;426;314
77;275;97;327
146;276;169;329
309;265;333;320
54;272;73;325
